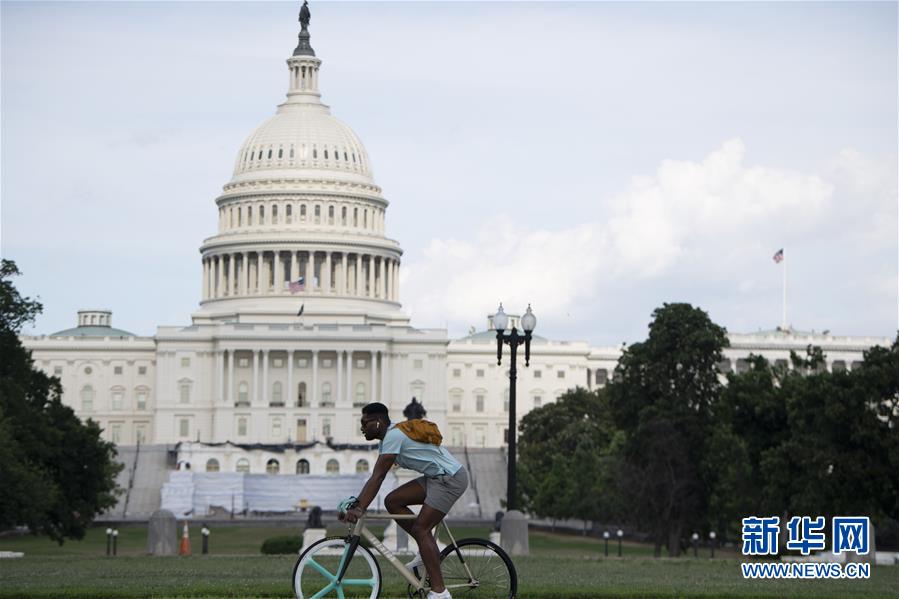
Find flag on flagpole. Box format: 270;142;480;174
288;277;305;293
772;248;784;263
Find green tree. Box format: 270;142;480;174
0;260;121;542
718;341;899;546
606;303;728;556
517;387;616;526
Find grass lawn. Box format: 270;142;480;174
1;526;896;598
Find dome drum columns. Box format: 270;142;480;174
201;250;400;303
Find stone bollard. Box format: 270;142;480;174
147;510;178;556
499;510;529;556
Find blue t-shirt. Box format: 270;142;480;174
379;424;462;477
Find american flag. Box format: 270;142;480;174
288;277;305;293
772;248;784;263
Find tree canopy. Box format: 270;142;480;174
0;259;121;542
517;301;899;554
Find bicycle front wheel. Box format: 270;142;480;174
292;536;382;599
439;538;517;599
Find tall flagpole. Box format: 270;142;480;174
781;250;787;330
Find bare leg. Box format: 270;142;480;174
411;505;448;593
384;480;426;536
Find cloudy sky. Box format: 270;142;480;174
2;1;896;347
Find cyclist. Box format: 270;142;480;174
340;402;468;599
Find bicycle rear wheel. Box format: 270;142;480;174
292;536;382;599
438;538;517;598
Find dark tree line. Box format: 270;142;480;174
0;260;121;542
518;302;899;556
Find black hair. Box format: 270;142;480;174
362;402;391;425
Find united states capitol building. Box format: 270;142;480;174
20;7;892;514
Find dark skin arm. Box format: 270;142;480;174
340;453;396;523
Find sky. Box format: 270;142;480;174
2;0;897;347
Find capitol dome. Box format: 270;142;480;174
195;5;404;326
230;103;374;186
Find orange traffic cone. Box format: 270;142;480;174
179;521;191;556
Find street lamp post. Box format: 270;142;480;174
492;303;536;512
709;531;717;559
617;529;623;557
692;532;699;558
603;531;610;557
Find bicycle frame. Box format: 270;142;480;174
340;512;477;592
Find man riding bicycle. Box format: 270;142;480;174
339;402;469;599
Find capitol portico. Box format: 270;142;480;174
20;4;893;490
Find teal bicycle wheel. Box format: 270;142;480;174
292;536;382;599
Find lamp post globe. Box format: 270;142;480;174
521;304;537;332
493;303;509;332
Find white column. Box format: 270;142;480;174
380;351;389;406
311;350;319;407
290;250;298;284
215;350;224;402
262;349;269;405
306;251;314;293
394;260;400;301
336;349;343;405
370;350;377;403
273;251;281;293
346;350;353;405
252;349;259;404
324;252;332;294
340;253;348;295
229;253;236;296
378;257;386;299
355;255;361;297
256;253;263;294
367;255;375;297
216;256;224;298
287;350;294;408
202;259;208;300
228;349;235;404
242;252;249;295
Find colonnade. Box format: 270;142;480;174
213;348;390;409
202;250;399;302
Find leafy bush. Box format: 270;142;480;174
260;535;302;554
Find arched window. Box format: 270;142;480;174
296;459;310;474
328;205;334;223
271;381;283;406
266;459;280;474
300;204;306;220
321;382;332;406
80;385;94;412
272;204;279;224
356;459;370;474
238;381;249;405
206;459;220;472
326;459;340;475
286;204;293;223
248;206;253;226
259;205;265;224
354;382;366;406
236;458;250;473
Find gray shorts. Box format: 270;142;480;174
415;466;469;514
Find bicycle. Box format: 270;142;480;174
292;511;518;598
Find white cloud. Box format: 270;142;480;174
402;139;896;336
